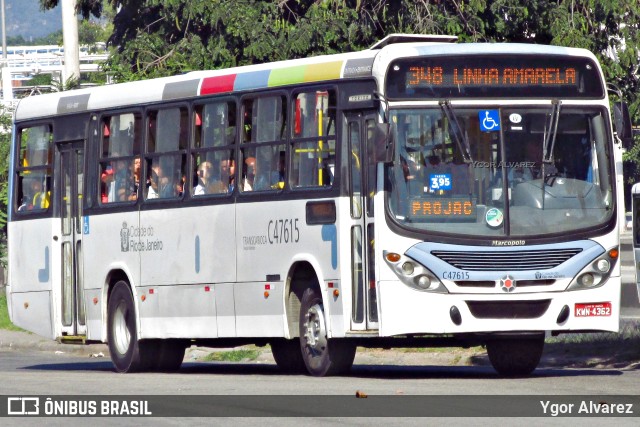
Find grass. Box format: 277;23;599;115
200;348;261;362
0;292;24;331
543;320;640;367
360;324;640;368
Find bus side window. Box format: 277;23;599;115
290;89;336;188
240;95;286;192
99;113;141;204
145;107;188;200
193;100;237;195
16;125;53;212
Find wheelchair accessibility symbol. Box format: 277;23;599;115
479;110;501;132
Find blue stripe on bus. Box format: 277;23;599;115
321;224;338;270
234;70;270;91
38;246;49;283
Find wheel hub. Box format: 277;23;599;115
303;303;327;353
113;301;131;355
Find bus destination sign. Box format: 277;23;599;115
407;66;576;88
386;55;604;99
408;197;476;221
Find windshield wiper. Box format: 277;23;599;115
439;100;473;163
543;100;561;163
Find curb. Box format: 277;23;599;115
0;329;109;358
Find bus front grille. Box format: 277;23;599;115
454;279;556;288
431;249;582;271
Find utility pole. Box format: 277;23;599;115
61;0;80;87
1;0;11;101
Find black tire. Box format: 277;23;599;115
270;338;307;374
107;281;152;373
486;336;545;377
150;340;186;372
299;287;356;376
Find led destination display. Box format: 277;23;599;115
386;55;604;99
409;197;476;221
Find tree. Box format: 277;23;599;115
0;105;13;266
35;0;640;206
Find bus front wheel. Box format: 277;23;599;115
107;281;152;373
299;287;356;376
486;336;545;377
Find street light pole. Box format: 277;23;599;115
0;0;11;102
61;0;80;88
1;0;6;60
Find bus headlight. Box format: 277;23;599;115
383;251;448;293
578;273;596;287
415;275;431;289
566;246;618;291
595;259;610;273
401;262;415;275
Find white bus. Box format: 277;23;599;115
7;34;633;376
629;184;640;307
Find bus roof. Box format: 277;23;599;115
13;39;600;122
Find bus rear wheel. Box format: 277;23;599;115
149;340;186;372
486;336;545;377
107;281;152;373
299;287;356;376
270;338;306;374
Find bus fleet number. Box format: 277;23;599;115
268;219;300;244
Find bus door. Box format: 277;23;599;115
632;183;640;303
56;141;86;337
346;112;379;331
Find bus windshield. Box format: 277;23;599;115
387;106;614;238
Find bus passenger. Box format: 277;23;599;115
130;157;141;201
146;164;160;199
242;156;256;191
112;158;136;201
19;177;50;210
194;161;225;195
220;158;235;192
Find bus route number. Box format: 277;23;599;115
268;219;300;244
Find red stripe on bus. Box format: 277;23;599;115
200;74;237;95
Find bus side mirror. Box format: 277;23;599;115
372;123;394;163
613;102;634;149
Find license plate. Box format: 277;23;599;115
574;302;612;317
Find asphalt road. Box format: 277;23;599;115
0;233;637;425
0;348;639;425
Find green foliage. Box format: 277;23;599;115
0;105;12;266
76;1;640;101
78;19;112;47
25;74;53;87
201;348;261;362
33;0;640;206
0;293;24;331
